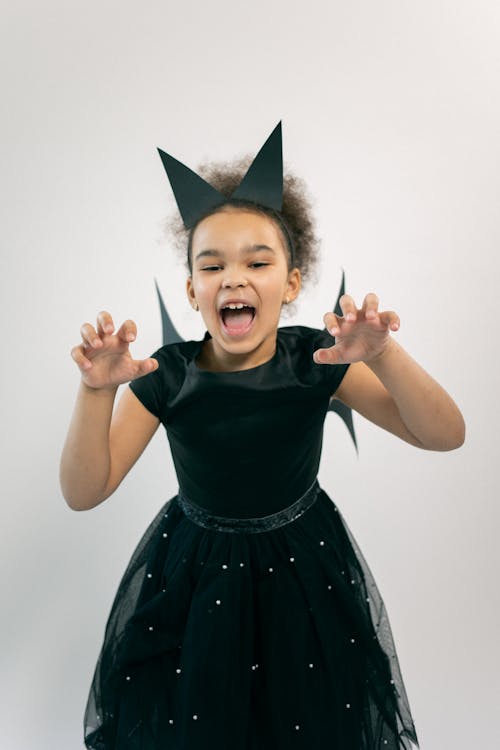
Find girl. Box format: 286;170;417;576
60;123;465;750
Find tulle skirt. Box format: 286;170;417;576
84;480;419;749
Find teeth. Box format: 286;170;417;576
222;303;251;310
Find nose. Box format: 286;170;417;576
222;274;248;288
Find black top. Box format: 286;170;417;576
129;325;350;518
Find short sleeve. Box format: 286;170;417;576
310;327;351;396
328;360;350;396
128;350;165;420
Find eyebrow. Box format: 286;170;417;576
194;244;276;262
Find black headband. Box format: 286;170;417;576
157;122;295;265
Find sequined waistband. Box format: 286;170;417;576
176;479;321;534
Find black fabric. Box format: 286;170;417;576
129;325;349;517
84;325;419;749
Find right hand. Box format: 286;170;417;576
71;310;159;390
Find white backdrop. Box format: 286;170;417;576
1;1;499;748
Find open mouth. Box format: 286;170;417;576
219;304;256;337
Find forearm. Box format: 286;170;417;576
367;339;465;450
60;381;119;510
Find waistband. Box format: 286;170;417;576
176;478;321;534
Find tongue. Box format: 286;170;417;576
222;308;254;333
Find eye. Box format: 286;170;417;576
200;262;269;271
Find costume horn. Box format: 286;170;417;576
230;121;283;210
157;122;284;228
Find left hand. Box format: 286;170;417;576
313;293;400;365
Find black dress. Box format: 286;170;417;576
84;325;420;750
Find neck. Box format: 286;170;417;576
196;331;278;372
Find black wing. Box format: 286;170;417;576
325;269;358;453
156;278;185;345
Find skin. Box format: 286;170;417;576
186;207;301;371
318;297;466;451
59;208;465;511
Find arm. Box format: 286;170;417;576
332;342;465;450
59;310;160;511
315;292;465;451
60;384;160;510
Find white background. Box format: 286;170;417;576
1;1;499;748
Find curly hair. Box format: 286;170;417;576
163;154;321;311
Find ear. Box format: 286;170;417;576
186;276;197;307
285;267;301;303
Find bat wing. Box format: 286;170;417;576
325;269;358;453
156;278;185;345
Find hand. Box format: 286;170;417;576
71;310;159;390
313;293;400;365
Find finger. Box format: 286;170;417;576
71;343;93;370
361;292;379;320
313;346;343;365
131;357;159;378
80;322;102;348
116;319;137;343
339;294;358;322
323;311;341;334
97;311;114;336
379;310;400;330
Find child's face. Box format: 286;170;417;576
186;207;301;361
